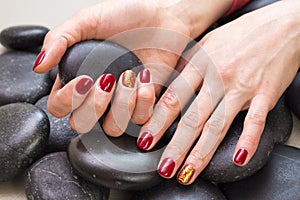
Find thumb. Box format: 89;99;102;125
33;4;108;73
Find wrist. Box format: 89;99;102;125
159;0;233;38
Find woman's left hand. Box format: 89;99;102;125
137;0;300;184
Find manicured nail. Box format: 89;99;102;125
75;77;93;95
158;158;175;178
234;148;248;165
177;164;194;184
140;69;150;83
33;50;46;70
122;70;136;88
137;131;153;150
99;74;116;92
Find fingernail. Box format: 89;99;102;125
99;74;116;92
33;50;46;70
137;131;153;150
122;70;136;88
177;164;194;184
158;158;175;178
140;69;150;83
75;77;93;95
234;148;248;165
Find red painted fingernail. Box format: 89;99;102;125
158;158;175;178
75;77;93;95
33;50;46;71
140;69;150;83
137;131;153;150
99;74;116;92
234;148;248;165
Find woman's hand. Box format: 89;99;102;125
33;0;233;135
137;0;300;184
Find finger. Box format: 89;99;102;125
176;94;245;185
47;75;93;118
233;95;271;166
131;69;155;125
155;80;225;179
137;49;209;151
70;74;116;133
102;70;137;137
33;5;103;73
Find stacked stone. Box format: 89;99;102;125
0;1;299;199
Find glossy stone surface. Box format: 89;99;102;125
132;178;226;200
25;152;109;200
220;145;300;200
0;103;49;182
0;25;49;50
35;96;78;153
285;72;300;119
58;40;142;86
0;51;52;106
68;119;178;191
201;97;292;183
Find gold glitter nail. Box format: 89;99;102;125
122;70;136;88
177;164;194;184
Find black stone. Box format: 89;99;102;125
35;96;78;153
58;40;143;86
0;103;49;182
132;178;226;200
220;145;300;200
0;25;49;50
285;72;300;119
201;97;292;183
68;119;178;191
0;51;52;106
25;152;109;200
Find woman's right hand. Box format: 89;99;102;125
33;0;233;135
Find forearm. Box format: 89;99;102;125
158;0;233;38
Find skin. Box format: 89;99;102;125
33;0;300;185
34;0;232;135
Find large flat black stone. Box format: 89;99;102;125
220;145;300;200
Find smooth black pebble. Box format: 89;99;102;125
0;25;49;50
35;96;78;153
58;40;142;85
0;103;49;182
68;119;178;191
220;145;300;200
0;51;52;106
132;178;226;200
25;152;109;200
285;72;300;119
201;97;293;183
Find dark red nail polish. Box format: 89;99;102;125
75;78;93;95
158;158;175;178
33;50;46;70
234;148;248;165
140;69;150;83
137;131;153;150
99;74;116;92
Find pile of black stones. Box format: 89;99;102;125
0;1;299;199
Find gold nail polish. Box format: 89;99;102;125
122;70;136;88
177;164;194;184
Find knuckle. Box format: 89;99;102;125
247;111;266;127
205;116;225;134
160;87;181;110
181;111;201;129
166;144;186;158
